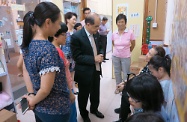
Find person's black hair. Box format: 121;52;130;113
126;73;164;112
74;23;82;30
83;7;91;14
148;55;171;76
126;112;165;122
64;12;77;24
48;22;68;42
116;14;127;24
85;13;100;25
141;46;166;74
102;17;108;21
21;11;35;49
154;46;166;57
21;2;60;48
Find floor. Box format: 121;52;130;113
16;52;122;122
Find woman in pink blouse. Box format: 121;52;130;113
112;14;135;94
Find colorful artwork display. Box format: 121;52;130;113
171;0;187;122
116;4;128;17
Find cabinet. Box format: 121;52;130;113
0;36;15;112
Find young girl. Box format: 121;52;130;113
22;2;70;122
48;22;77;122
148;55;179;122
74;23;82;31
126;73;169;122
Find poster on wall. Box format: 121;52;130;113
129;24;140;38
116;4;128;17
170;0;187;121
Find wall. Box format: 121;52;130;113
112;0;144;62
63;1;81;22
164;0;174;45
170;0;187;121
87;0;112;16
87;0;113;52
0;6;18;52
148;0;167;41
40;0;64;22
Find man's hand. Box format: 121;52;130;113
116;82;126;92
69;91;75;103
95;54;103;63
106;30;110;34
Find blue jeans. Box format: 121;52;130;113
69;89;77;122
34;111;70;122
69;101;77;122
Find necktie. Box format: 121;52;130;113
90;35;100;71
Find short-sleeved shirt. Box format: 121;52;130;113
112;29;135;58
81;19;85;26
22;40;70;115
160;79;179;122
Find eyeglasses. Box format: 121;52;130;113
127;92;140;103
60;33;67;36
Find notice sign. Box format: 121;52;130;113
11;4;25;11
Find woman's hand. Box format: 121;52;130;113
69;91;75;103
23;95;36;110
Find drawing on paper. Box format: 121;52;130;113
170;0;187;121
116;4;128;17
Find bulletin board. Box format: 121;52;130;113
170;0;187;121
148;0;167;40
0;6;17;49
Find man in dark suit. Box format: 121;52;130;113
71;13;104;122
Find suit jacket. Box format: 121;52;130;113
70;27;103;84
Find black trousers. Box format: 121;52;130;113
119;88;131;122
100;35;107;59
78;71;100;118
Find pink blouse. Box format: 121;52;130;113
112;29;135;58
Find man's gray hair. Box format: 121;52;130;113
85;13;100;25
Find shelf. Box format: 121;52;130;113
0;92;13;110
0;72;7;77
17;21;24;26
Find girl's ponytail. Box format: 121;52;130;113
21;11;35;48
163;55;171;76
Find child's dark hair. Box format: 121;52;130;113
48;22;68;42
74;23;82;30
126;112;165;122
116;14;127;24
126;73;164;112
21;2;60;48
148;55;171;76
64;12;77;24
